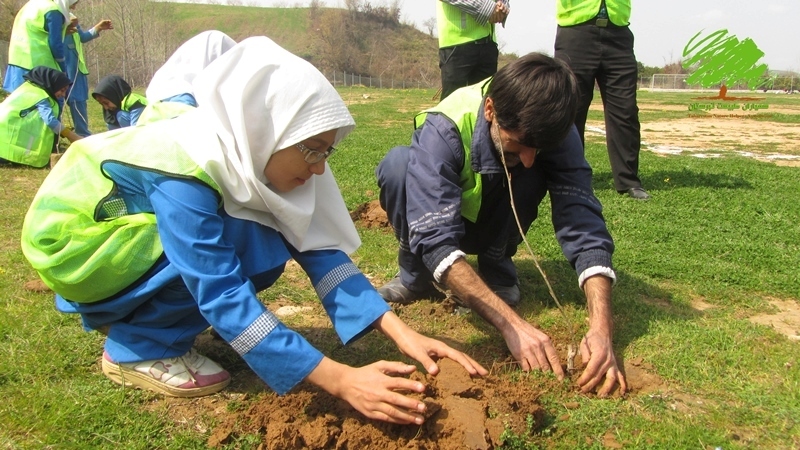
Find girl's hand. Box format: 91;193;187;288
306;357;428;424
373;311;489;377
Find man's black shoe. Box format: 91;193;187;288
377;276;443;305
624;187;650;200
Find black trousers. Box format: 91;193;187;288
439;39;498;100
554;23;643;192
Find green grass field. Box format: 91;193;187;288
1;89;799;449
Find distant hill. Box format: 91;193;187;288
139;2;444;88
1;1;517;90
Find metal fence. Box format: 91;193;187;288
326;71;438;90
641;73;797;92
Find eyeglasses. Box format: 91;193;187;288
295;142;337;164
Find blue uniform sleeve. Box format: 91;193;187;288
77;26;98;43
115;110;131;128
538;126;614;273
289;247;391;345
128;106;144;126
44;11;66;70
147;176;325;395
35;99;62;133
407;114;469;274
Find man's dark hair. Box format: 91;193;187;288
487;52;578;151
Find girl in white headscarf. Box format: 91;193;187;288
138;30;237;124
22;36;487;424
3;0;79;92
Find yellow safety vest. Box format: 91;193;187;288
556;0;631;27
436;1;495;48
137;101;196;126
8;0;65;70
68;32;88;74
21;121;221;302
414;79;490;223
0;81;58;167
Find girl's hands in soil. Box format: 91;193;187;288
307;357;428;424
372;311;489;377
576;330;627;397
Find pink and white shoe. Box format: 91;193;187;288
102;348;230;398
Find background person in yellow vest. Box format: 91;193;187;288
376;53;627;397
138;30;237;125
0;66;82;167
63;13;112;137
3;0;78;93
91;75;147;129
436;0;509;100
20;36;487;419
553;0;649;200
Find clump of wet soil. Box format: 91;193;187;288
350;199;390;228
208;359;543;449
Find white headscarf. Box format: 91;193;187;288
146;30;237;102
53;0;79;20
176;36;360;253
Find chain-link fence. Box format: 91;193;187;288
641;73;797;92
326;71;438;90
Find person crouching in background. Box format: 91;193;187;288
0;66;82;168
91;75;147;129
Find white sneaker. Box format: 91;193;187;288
102;348;230;398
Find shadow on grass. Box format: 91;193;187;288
592;168;754;193
192;258;710;397
512;258;708;358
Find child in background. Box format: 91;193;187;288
91;75;147;129
3;0;78;93
0;66;81;167
63;13;113;137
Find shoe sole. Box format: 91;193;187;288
102;357;230;398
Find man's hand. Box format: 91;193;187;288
306;357;428;424
442;258;564;377
577;329;627;396
373;311;488;378
500;318;565;378
578;275;626;396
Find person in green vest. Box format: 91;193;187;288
0;66;82;167
376;53;627;397
20;36;487;420
554;0;649;200
91;75;147;129
436;0;509;100
3;0;78;93
63;13;113;137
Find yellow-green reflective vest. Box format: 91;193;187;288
137;101;194;126
556;0;631;27
21;124;221;303
69;33;88;74
414;78;490;223
121;92;148;112
8;0;65;70
0;81;57;167
436;1;495;48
